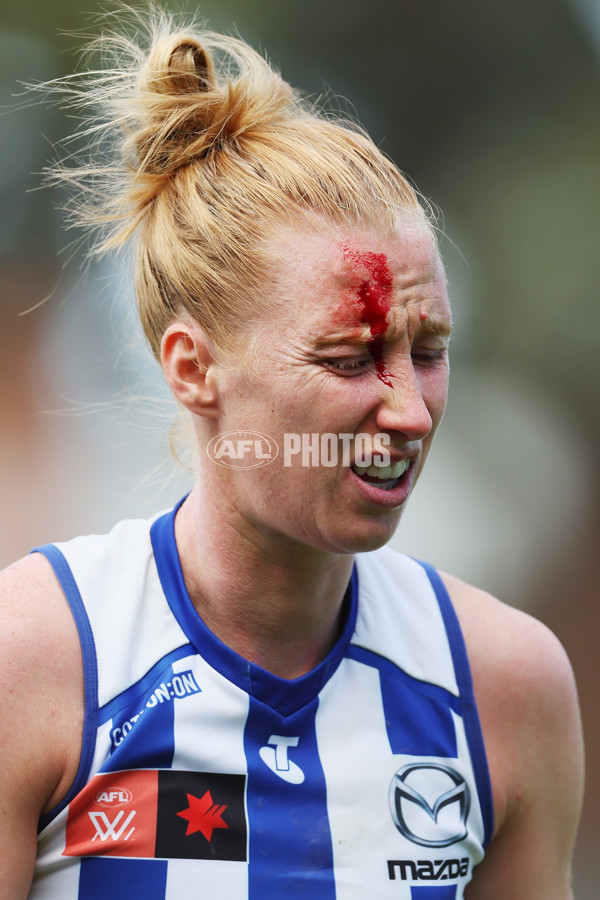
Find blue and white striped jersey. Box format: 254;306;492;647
30;499;493;899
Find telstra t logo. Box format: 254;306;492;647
259;735;305;784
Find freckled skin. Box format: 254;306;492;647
340;244;394;386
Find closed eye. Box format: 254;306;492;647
323;356;372;376
411;348;448;368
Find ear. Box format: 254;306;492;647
160;321;219;417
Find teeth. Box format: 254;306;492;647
392;459;410;478
353;459;410;480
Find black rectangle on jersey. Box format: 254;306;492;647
155;771;247;861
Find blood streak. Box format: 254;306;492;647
341;245;393;385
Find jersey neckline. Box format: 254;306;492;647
150;498;358;718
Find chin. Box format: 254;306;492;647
342;534;396;555
323;518;403;556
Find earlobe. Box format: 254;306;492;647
160;322;219;417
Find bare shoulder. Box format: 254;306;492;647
440;572;584;900
0;550;82;681
0;552;84;806
440;570;582;777
0;553;83;897
441;571;577;697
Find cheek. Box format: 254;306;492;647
418;364;449;423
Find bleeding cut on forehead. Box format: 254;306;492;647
256;222;452;397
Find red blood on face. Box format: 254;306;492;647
341;245;394;385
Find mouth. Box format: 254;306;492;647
351;457;411;492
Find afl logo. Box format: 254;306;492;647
206;431;279;469
94;787;133;808
389;763;470;848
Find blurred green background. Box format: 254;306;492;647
1;1;598;893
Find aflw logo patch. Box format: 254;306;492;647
89;810;136;842
64;770;246;861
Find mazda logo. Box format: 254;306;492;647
389;763;470;848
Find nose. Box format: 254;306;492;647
374;367;433;442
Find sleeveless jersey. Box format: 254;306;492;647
30;499;493;899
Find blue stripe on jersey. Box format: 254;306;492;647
415;561;495;849
411;886;457;899
244;697;336;899
347;645;461;713
78;858;167;899
151;504;359;717
98;644;196;724
33;545;99;833
346;646;456;757
379;671;457;757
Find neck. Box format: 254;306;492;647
174;486;354;680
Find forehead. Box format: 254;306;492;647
269;224;450;332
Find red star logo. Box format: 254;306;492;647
176;790;229;841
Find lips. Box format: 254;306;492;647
348;455;416;506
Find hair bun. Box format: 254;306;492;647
141;36;216;96
39;15;303;256
134;34;224;175
131;31;293;178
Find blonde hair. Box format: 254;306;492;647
47;7;433;360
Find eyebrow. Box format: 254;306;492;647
417;312;453;338
312;328;373;349
313;312;453;349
